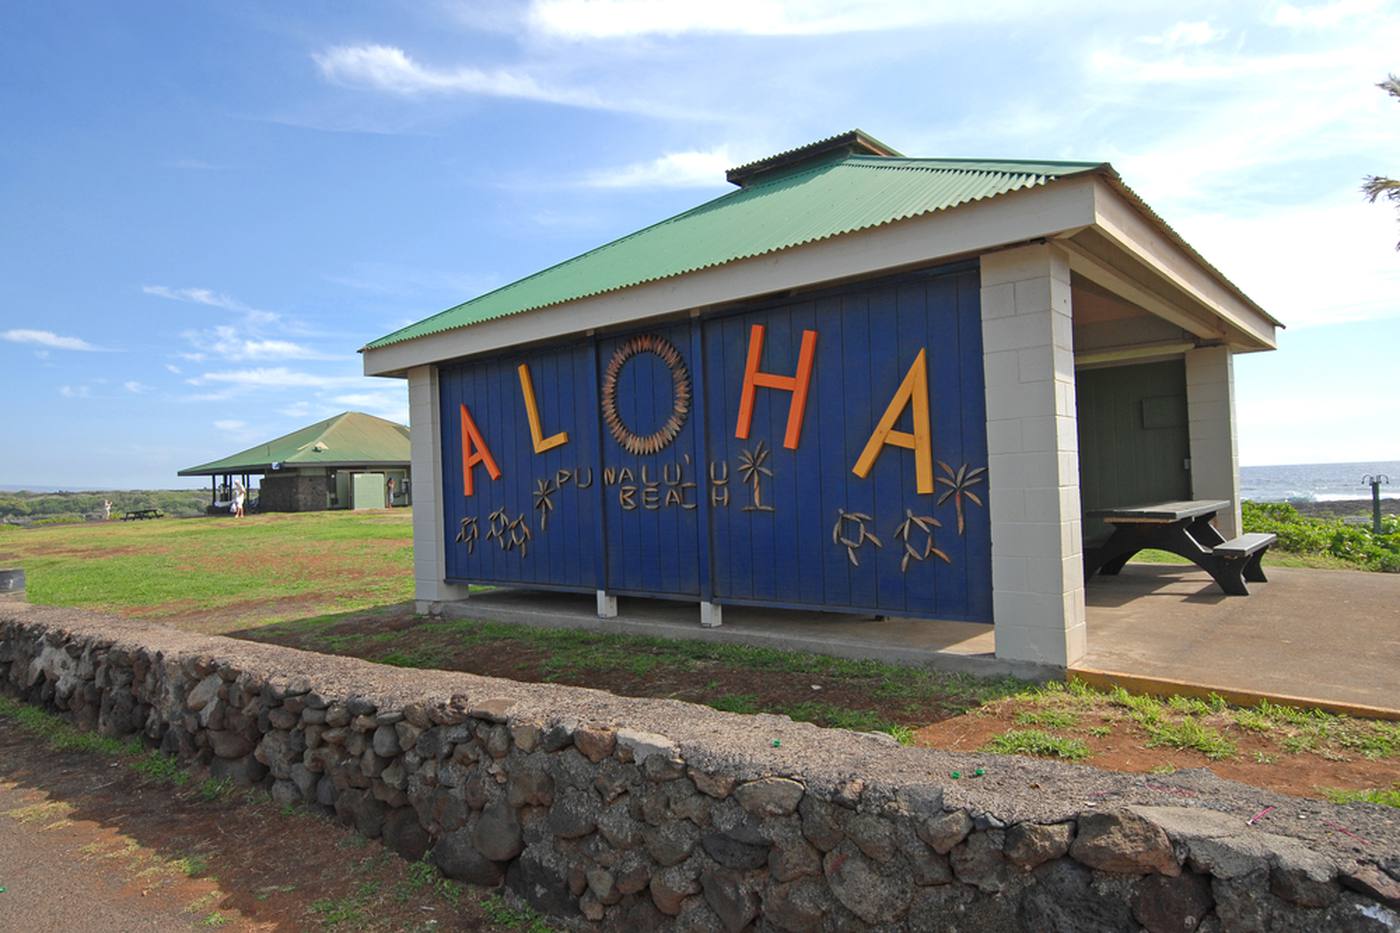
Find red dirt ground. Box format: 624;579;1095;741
239;608;1400;805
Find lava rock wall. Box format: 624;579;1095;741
2;604;1397;932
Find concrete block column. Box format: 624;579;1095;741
980;244;1086;668
1185;347;1241;538
408;365;471;610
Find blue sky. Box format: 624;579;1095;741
2;0;1398;488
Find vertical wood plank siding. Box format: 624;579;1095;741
437;263;992;621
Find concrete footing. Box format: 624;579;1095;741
596;590;618;619
433;589;1057;681
699;601;722;628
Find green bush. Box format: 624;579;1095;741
1242;501;1400;572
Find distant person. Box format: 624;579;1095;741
233;481;246;519
386;477;396;508
102;499;112;521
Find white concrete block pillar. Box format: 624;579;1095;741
596;590;618;619
1185;347;1241;538
408;365;471;610
980;244;1086;668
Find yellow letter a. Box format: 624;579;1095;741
852;349;934;494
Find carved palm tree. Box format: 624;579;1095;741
737;441;774;512
533;477;556;530
936;461;986;535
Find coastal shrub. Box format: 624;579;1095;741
1242;501;1400;572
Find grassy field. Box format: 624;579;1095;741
0;510;413;633
3;508;1397;806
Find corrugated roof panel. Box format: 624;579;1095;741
364;155;1105;350
178;411;411;475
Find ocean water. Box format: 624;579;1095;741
1240;461;1400;502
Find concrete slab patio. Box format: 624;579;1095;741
437;562;1399;715
1076;563;1400;716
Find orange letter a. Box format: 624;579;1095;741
734;324;818;450
852;349;934;494
460;403;502;496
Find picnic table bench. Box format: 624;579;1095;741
1083;499;1275;596
121;508;164;521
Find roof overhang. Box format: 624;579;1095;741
177;460;411;477
363;171;1277;378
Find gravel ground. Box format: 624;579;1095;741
0;777;208;932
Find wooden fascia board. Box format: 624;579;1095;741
1060;233;1228;342
1087;178;1278;349
362;178;1101;377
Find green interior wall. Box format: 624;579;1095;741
1075;359;1191;543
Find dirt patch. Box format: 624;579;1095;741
244;607;971;731
915;710;1400;802
131;594;338;635
238;610;1400;805
0;719;526;932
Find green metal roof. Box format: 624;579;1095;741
178;411;410;476
363;152;1105;350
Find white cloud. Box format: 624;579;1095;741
280;401;313;419
1085;19;1400;204
313;44;611;109
1171;193;1400;328
142;285;279;327
213;419;247;431
581;148;733;189
123;380;150;394
164;363;182;374
187;368;366;390
332;390;409;423
1273;0;1384;29
1139;21;1223;49
58;385;91;398
524;0;1049;38
182;325;340;362
2;329;103;351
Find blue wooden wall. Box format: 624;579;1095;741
437;263;991;622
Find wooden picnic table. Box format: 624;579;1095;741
1083;499;1276;596
121;508;164;521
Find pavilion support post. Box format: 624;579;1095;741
408;365;471;613
980;244;1086;669
1185;347;1241;538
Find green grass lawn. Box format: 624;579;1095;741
0;510;413;632
3;507;1396;805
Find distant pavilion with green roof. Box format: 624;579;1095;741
361;131;1280;671
178;411;411;512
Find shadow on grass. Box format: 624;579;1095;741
228;602;1031;743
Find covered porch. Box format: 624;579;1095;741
979;183;1280;668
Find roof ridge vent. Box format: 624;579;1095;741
726;129;902;187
